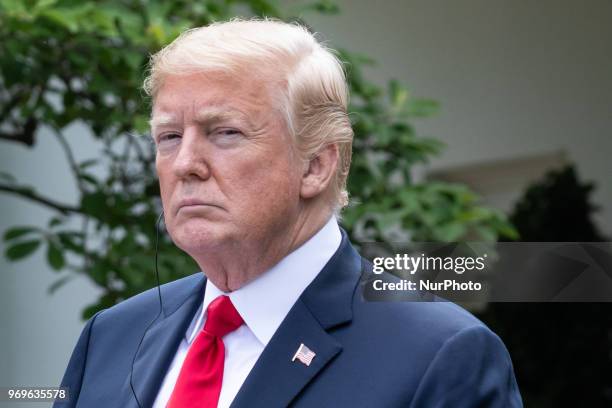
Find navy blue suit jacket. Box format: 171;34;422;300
55;231;522;407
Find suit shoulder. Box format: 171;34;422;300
354;292;485;338
354;259;492;346
95;272;204;327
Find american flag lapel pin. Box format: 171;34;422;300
292;343;316;367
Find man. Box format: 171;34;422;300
56;19;522;407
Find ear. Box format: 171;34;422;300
300;144;339;200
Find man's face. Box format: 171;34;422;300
152;72;303;256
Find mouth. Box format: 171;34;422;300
176;199;222;214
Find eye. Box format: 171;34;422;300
158;132;181;142
209;128;244;147
214;128;242;137
156;132;182;154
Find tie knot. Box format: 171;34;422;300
203;295;243;338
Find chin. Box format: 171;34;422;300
169;218;233;254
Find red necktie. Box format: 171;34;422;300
167;295;244;408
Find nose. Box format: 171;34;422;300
172;128;211;181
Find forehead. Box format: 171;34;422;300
152;71;277;115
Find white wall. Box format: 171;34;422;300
307;0;612;232
0;126;101;402
1;0;611;396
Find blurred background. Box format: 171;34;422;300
1;0;611;406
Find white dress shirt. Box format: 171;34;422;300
153;217;342;408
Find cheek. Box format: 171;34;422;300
156;161;175;209
223;153;300;214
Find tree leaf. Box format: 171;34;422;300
3;226;37;241
81;303;101;320
0;0;27;14
49;217;63;227
5;239;41;260
0;171;16;182
39;8;80;32
79;172;99;187
78;159;98;169
57;231;85;254
47;241;65;270
48;274;74;294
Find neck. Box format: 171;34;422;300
194;205;333;292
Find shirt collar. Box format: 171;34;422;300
186;216;342;346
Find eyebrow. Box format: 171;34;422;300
194;108;248;125
149;113;178;129
149;107;255;131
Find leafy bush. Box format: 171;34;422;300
0;0;516;318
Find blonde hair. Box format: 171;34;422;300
143;18;353;209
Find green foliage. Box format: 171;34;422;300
5;238;42;260
509;164;606;242
0;0;516;319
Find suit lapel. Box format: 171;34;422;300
130;273;207;407
231;230;363;407
230;299;341;408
